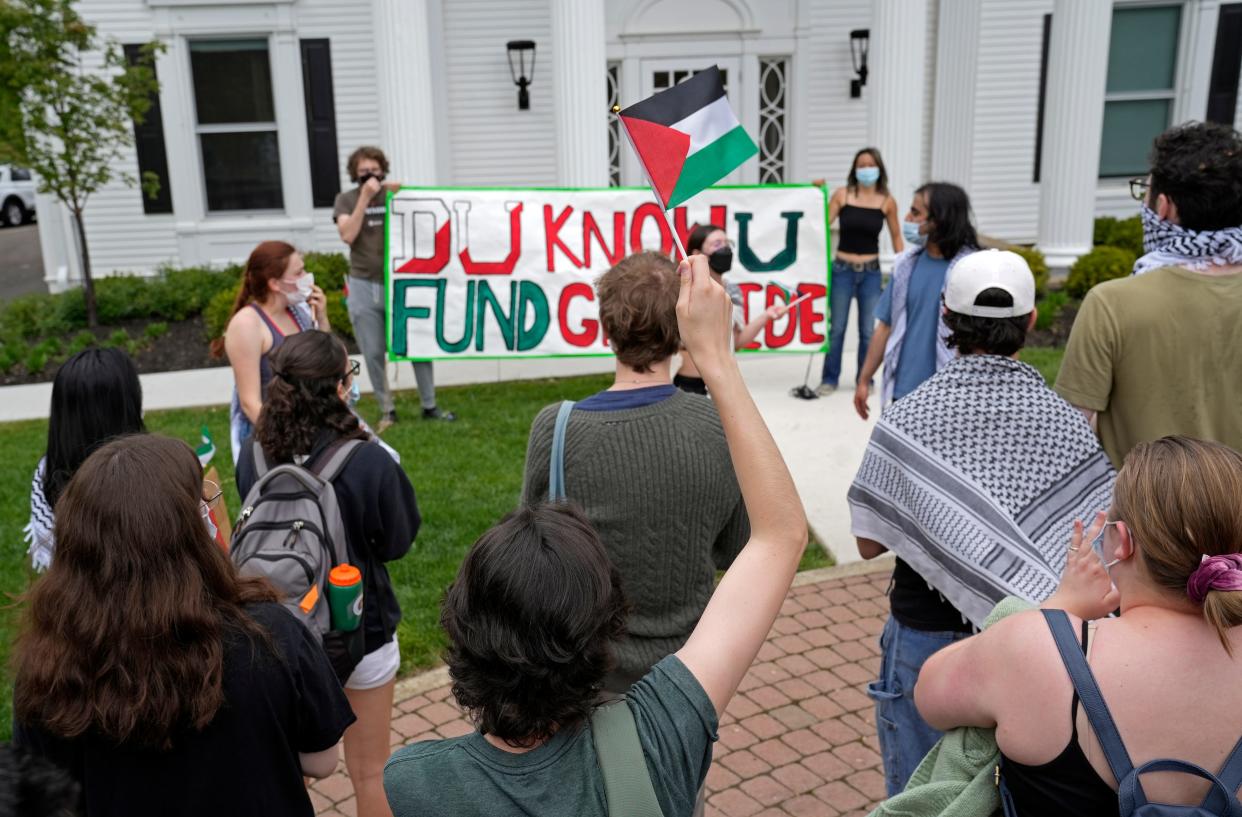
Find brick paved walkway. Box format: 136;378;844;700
312;559;894;817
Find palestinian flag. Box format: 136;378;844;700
618;66;757;208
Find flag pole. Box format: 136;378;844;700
613;105;689;261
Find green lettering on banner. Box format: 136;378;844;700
476;281;516;352
390;279;434;357
438;279;475;353
516;281;550;351
736;211;803;272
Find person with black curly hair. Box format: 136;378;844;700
236;330;420;817
384;253;808;817
1056;121;1242;468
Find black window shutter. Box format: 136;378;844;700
300;39;341;208
1033;13;1052;183
124;44;173;214
1207;4;1242;126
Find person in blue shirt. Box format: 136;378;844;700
853;182;980;420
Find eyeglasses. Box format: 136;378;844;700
1128;177;1150;202
344;360;361;379
202;479;223;510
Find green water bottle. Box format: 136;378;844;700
328;564;363;631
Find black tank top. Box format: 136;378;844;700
1001;621;1118;816
838;201;886;255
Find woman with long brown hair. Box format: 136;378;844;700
914;436;1242;816
215;241;329;464
236;330;420;817
13;433;355;816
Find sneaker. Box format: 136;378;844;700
376;411;397;435
816;383;838;396
423;406;457;422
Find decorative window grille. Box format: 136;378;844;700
607;62;621;186
758;57;788;184
652;68;728;93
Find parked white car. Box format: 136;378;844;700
0;165;37;226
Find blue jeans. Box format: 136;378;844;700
822;260;882;387
867;616;972;797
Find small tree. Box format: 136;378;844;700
0;0;160;326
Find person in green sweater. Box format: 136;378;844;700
384;252;808;817
520;250;749;693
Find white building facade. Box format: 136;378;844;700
36;0;1242;287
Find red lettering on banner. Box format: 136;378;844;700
396;222;451;274
764;286;798;349
583;211;625;268
796;283;828;344
459;202;524;275
558;283;598;347
672;205;729;259
629;203;673;255
544;205;583;271
738;283;762;350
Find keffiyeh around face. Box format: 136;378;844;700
1133;204;1242;276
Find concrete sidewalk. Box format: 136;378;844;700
311;558;896;817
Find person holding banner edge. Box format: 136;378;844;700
334;146;456;432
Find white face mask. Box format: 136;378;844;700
201;504;218;542
902;220;926;247
286;272;315;305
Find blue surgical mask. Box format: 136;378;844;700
856;167;881;187
902;220;926;247
347;380;361;407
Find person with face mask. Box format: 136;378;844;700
816;147;904;394
212;240;328;464
1055;122;1242;468
853;182;980;421
334;146;456;432
672;223;792;395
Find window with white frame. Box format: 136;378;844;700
189;39;284;211
607;62;621;187
1099;4;1183;178
758;57;788;184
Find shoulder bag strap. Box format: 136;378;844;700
548;400;575;501
1041;610;1136;788
591;701;665;817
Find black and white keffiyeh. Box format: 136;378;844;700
848;356;1116;626
1133;205;1242;276
24;457;55;572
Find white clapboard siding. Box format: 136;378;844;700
295;0;384;254
442;0;558;186
62;1;178;277
802;0;872;190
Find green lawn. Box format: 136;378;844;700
1019;345;1065;385
0;372;836;738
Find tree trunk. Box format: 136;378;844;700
71;207;98;327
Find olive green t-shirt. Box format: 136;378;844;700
1055;265;1242;469
332;186;387;281
383;656;717;817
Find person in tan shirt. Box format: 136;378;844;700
1055;122;1242;468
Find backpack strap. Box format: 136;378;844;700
1213;738;1242;802
1041;610;1136;787
252;438;270;479
590;701;665;817
548;400;575;501
311;438;365;483
1117;758;1242;817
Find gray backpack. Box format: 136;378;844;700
232;439;362;638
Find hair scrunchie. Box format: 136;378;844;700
1186;553;1242;605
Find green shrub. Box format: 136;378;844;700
1067;245;1135;298
0;343;19;374
96;274;157;324
303;252;349;291
1093;215;1142;256
104;328;131;349
1007;245;1050;298
144;321;169;341
1034;290;1069;331
204;287;239;342
326;291;353;340
24;347;48;375
67;330;96;356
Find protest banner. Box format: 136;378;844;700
385;185;830;361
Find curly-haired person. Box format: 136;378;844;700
1056;121;1242;468
385;254;808;817
235;330;421;817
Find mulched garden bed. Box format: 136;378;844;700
1027;300;1079;349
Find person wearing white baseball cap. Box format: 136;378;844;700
848;247;1114;796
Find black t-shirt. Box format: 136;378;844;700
14;603;356;817
888;558;973;633
237;434;421;653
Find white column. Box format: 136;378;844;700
550;0;607;187
868;0;930;212
374;0;439;185
930;0;981;188
1037;0;1113;271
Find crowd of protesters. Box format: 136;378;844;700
9;121;1242;817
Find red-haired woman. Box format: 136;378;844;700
213;241;329;463
13;433;355;816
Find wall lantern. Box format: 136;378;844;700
506;40;537;110
850;29;870;99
